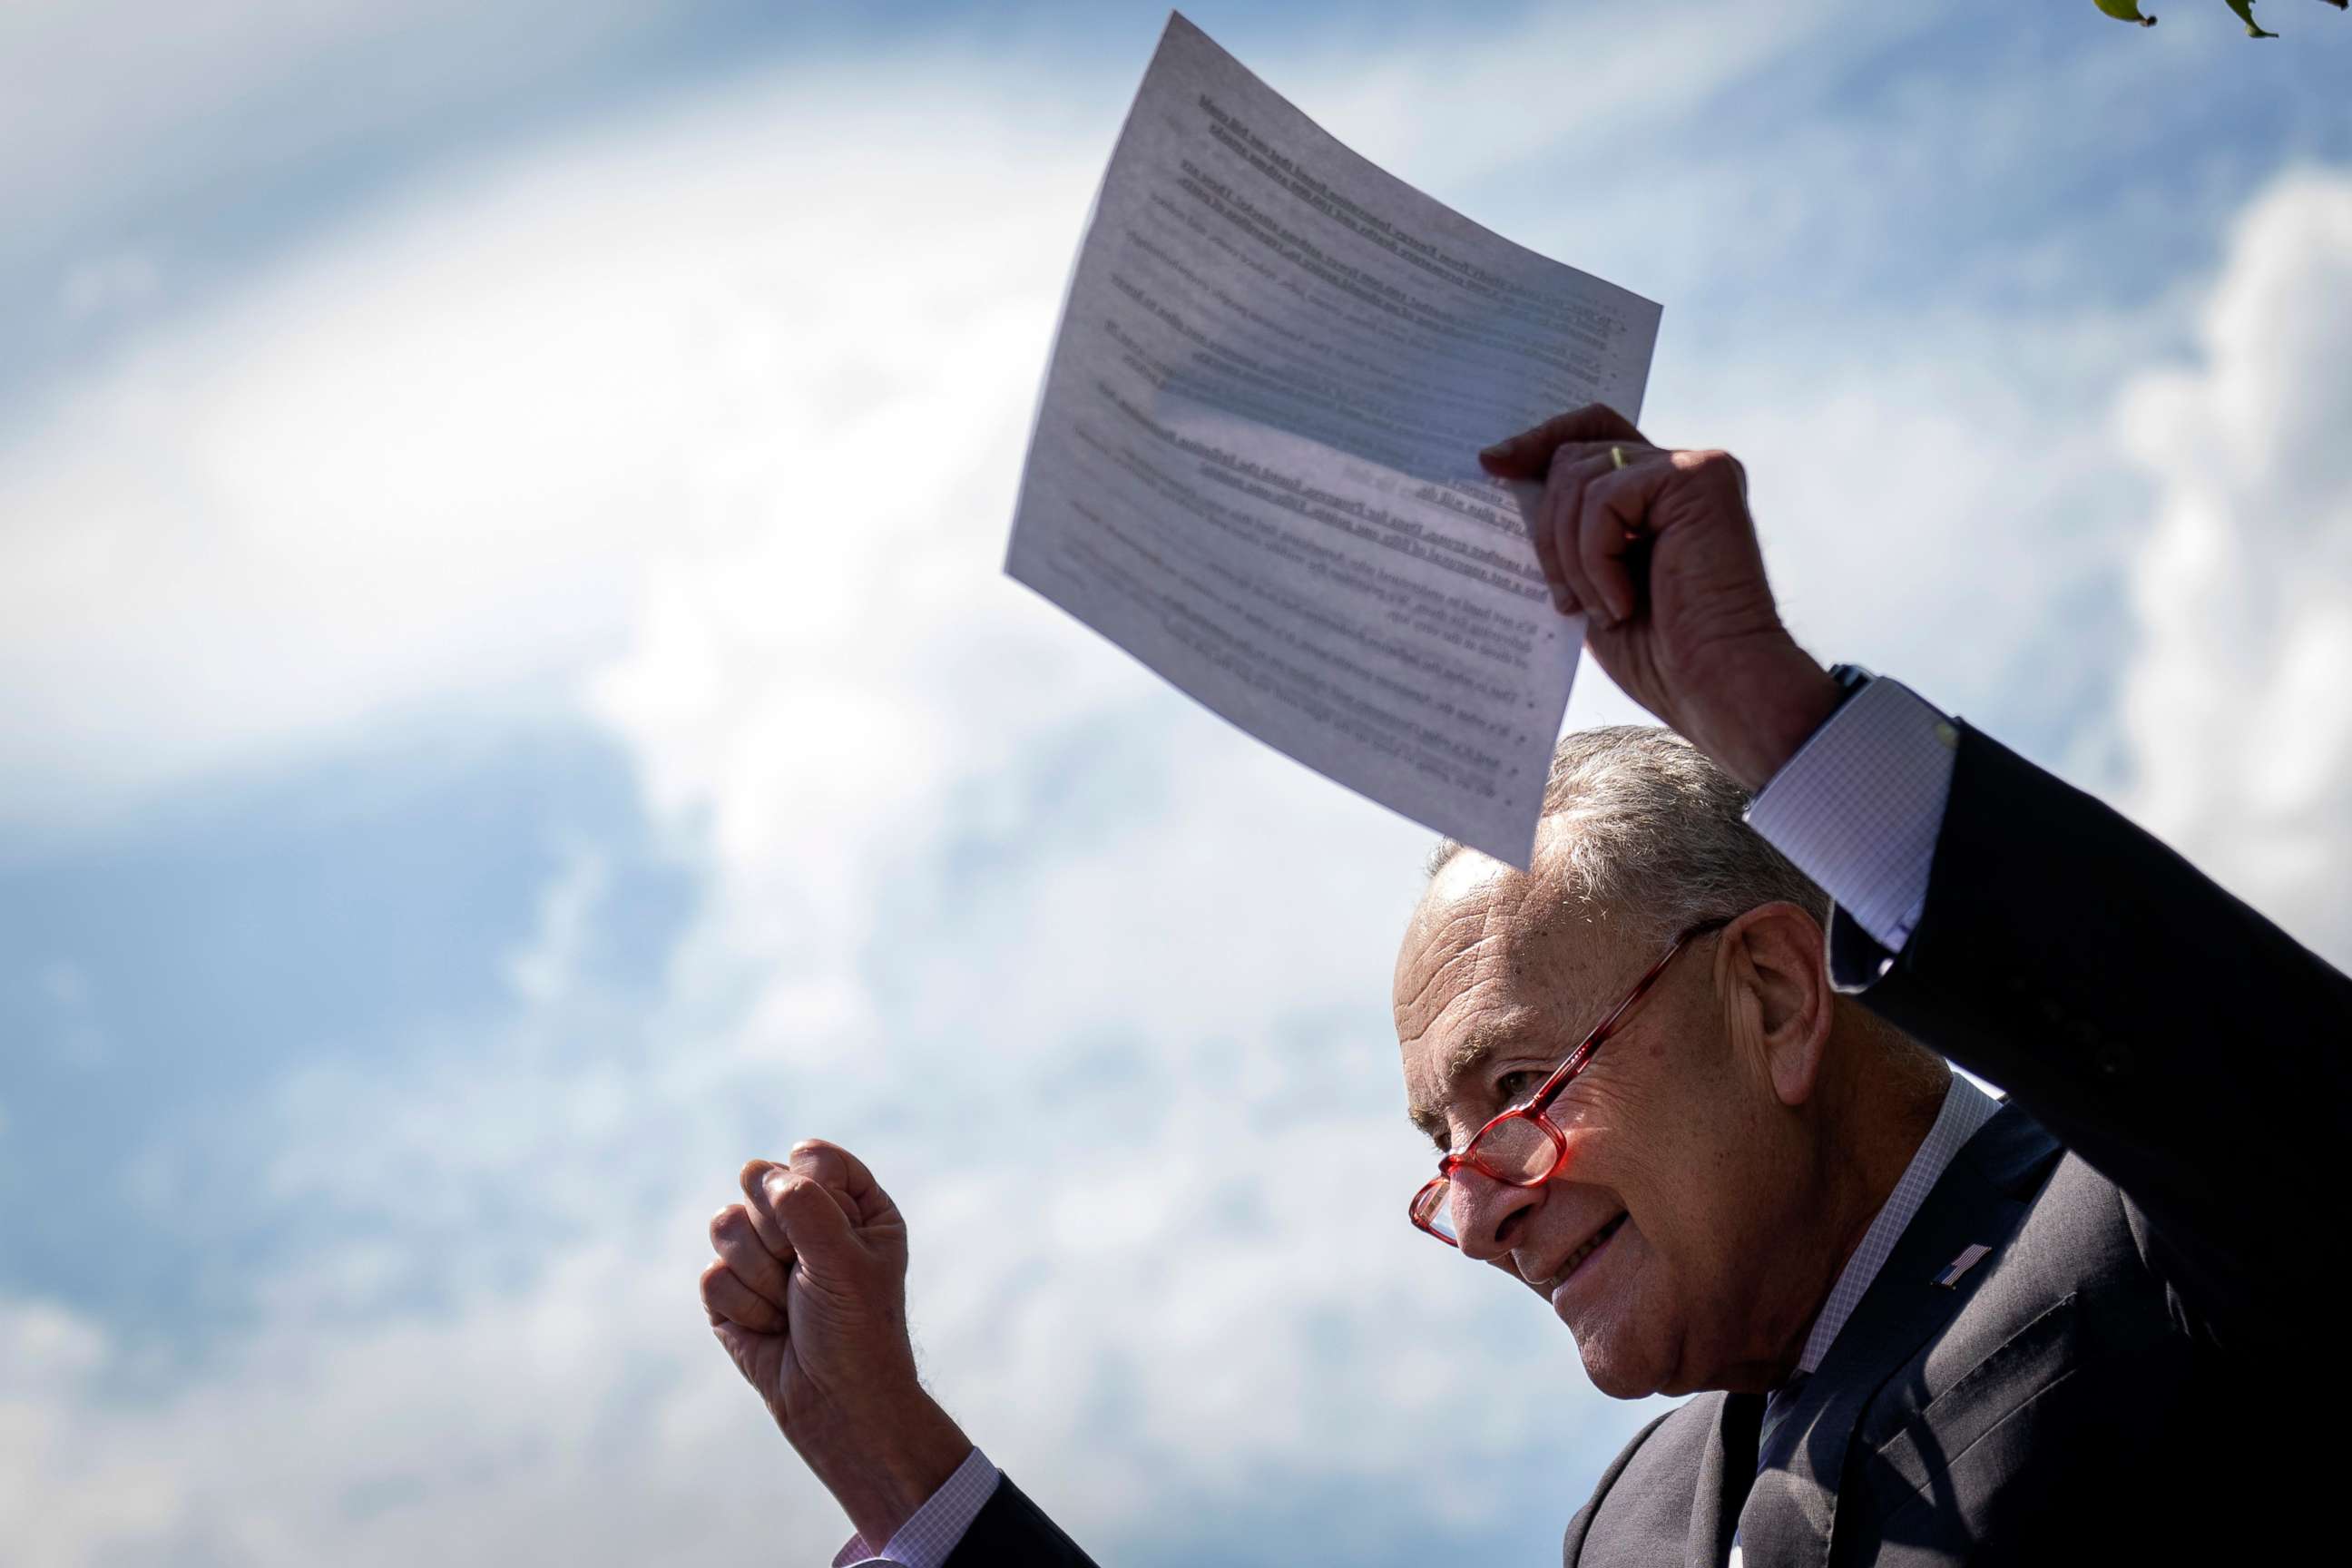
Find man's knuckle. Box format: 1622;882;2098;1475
1691;448;1742;480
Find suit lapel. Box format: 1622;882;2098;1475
1732;1107;2060;1566
1683;1393;1759;1568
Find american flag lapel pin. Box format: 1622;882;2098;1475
1935;1243;1992;1289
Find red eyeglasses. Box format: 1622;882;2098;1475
1408;917;1729;1248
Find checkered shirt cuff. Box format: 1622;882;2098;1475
1744;676;1958;954
832;1447;999;1568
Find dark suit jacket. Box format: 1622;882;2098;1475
951;725;2352;1565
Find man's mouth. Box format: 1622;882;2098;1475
1543;1211;1629;1292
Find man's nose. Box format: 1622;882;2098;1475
1450;1163;1544;1265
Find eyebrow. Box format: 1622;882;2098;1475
1405;1022;1554;1144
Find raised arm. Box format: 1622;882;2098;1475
700;1141;1097;1565
1484;406;2352;1348
1822;719;2352;1349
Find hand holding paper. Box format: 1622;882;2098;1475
1479;406;1839;791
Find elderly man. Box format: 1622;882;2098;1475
700;407;2348;1564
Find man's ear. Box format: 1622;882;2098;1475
1719;902;1835;1107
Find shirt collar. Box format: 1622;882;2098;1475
1792;1073;2003;1376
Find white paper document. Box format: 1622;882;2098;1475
1006;13;1661;866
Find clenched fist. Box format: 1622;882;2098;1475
1481;405;1841;790
701;1141;970;1549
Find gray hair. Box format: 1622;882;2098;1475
1426;725;1830;944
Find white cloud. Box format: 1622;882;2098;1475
0;0;2122;836
0;1301;175;1563
0;49;1113;831
0;29;1676;1553
0;718;1648;1563
8;9;2345;1568
2115;169;2352;963
1271;0;1885;195
2;0;707;265
0;1232;850;1568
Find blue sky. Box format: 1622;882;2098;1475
5;4;2350;1563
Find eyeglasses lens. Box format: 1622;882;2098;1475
1416;1115;1563;1246
1413;1181;1463;1244
1471;1113;1556;1183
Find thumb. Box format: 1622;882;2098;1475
765;1168;858;1269
789;1142;852;1197
786;1139;905;1234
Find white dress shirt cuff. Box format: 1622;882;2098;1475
1744;676;1958;954
832;1447;1001;1568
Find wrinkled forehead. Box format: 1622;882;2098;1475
1393;840;1632;1075
1394;853;1525;1038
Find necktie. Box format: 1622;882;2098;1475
1756;1371;1812;1475
1730;1376;1810;1563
